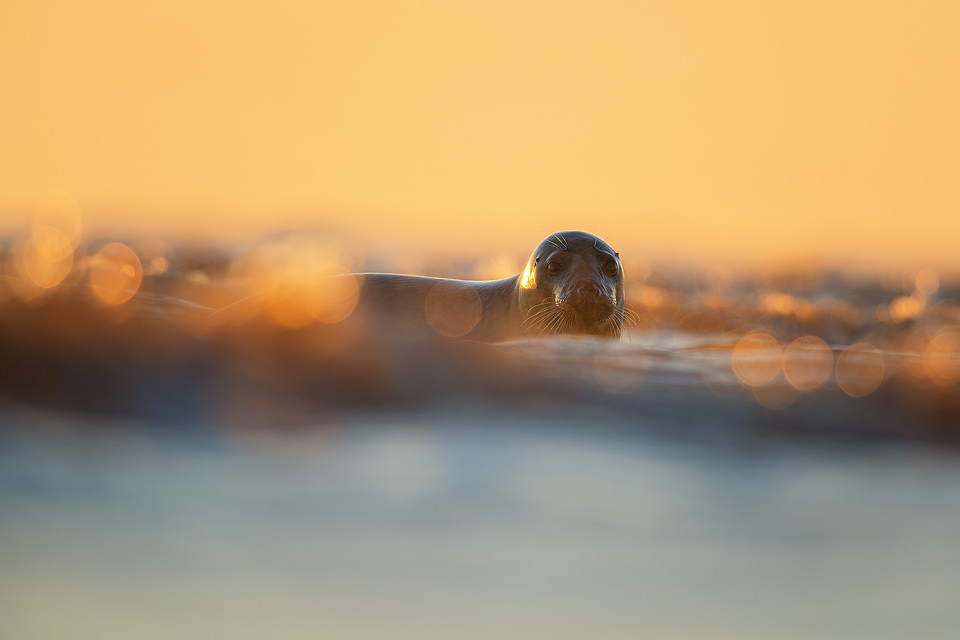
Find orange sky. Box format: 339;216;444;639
1;0;958;265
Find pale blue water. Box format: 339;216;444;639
2;406;960;640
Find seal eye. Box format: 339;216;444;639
603;261;619;277
546;262;563;277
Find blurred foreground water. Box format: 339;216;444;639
3;225;960;638
4;412;960;640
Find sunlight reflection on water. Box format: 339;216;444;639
4;224;960;638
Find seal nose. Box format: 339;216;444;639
563;283;616;323
568;283;614;305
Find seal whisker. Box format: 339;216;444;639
531;306;560;335
555;308;571;332
622;305;642;330
553;309;574;336
522;302;560;330
534;310;561;336
603;307;627;339
601;312;620;337
529;300;560;314
521;304;547;322
523;303;561;335
546;309;568;336
521;301;551;315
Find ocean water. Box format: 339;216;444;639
2;406;960;640
2;238;960;638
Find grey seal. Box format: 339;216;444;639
353;231;627;342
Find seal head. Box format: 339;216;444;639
518;231;625;338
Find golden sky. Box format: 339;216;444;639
1;0;958;264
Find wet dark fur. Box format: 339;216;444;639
354;231;626;342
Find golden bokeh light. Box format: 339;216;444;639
17;236;74;289
888;293;926;322
782;336;834;392
235;236;361;329
148;256;170;275
7;188;85;293
424;282;482;338
90;243;143;305
923;330;960;387
266;289;315;329
732;332;782;387
31;225;75;263
835;343;885;398
762;292;798;316
268;267;361;328
304;270;361;325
